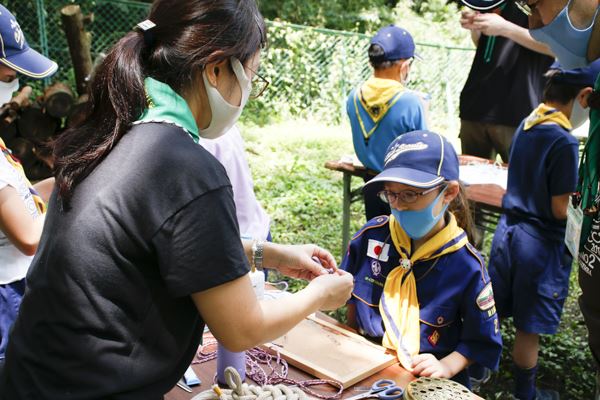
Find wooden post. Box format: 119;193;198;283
60;5;93;96
43;82;74;118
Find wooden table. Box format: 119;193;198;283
165;315;484;400
324;155;506;253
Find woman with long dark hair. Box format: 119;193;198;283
0;0;353;397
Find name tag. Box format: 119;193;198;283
565;202;583;258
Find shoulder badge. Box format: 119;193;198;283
476;282;495;311
367;239;390;262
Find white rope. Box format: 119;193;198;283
192;367;308;400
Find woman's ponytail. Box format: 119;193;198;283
449;182;475;244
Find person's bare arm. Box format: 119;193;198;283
33;177;54;203
472;13;555;56
551;193;571;220
192;270;353;351
0;185;45;255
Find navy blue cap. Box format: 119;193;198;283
0;5;57;79
370;25;420;61
364;131;459;190
460;0;506;11
551;58;600;87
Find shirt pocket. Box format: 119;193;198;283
419;305;459;351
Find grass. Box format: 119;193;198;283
239;119;596;399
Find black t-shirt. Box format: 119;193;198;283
0;123;249;399
459;1;554;127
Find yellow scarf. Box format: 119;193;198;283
523;103;572;131
353;77;406;141
379;213;468;370
0;138;46;215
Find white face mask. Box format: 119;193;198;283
199;58;251;139
0;78;19;105
570;98;590;130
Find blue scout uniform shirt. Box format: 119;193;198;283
502;121;579;241
340;216;502;371
346;82;427;172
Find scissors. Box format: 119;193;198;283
345;379;404;400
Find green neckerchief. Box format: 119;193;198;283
578;74;600;249
136;77;200;143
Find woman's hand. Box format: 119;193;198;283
305;270;354;311
267;243;338;280
411;353;453;379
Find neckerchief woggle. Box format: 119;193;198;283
0;138;46;215
135;77;200;143
577;75;600;249
353;77;406;142
379;213;468;370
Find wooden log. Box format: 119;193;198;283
61;5;93;96
0;86;32;128
43;82;74;118
17;105;60;143
66;94;90;128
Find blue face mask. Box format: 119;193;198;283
391;188;448;240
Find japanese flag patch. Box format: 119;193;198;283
476;282;495;311
367;239;390;262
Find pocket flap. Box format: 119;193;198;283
537;282;568;300
420;305;455;328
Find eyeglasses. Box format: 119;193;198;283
377;184;446;205
515;0;538;16
246;65;270;99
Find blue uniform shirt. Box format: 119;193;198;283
346;82;427;172
340;216;502;371
502;121;579;241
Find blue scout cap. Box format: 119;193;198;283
0;5;57;79
370;25;421;61
364;131;459;190
460;0;507;11
551;58;600;88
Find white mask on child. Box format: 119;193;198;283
570;99;590;130
0;78;19;105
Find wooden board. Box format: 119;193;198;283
262;315;398;387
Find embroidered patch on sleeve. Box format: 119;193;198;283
428;330;440;347
367;239;390;262
476;282;495;311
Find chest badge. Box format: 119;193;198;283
371;260;382;276
367;239;390;262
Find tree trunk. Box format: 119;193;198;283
61;5;93;96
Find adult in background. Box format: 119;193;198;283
516;0;600;69
459;0;554;163
0;0;353;398
346;24;428;221
199;124;271;243
0;4;57;362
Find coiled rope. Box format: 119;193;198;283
193;339;343;399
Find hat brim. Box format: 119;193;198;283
363;167;445;193
460;0;506;11
0;47;57;79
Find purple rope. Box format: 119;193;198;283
194;339;343;399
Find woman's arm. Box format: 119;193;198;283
0;185;45;255
192;269;353;351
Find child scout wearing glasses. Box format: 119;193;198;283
340;131;502;388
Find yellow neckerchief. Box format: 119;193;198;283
523;103;572;131
379;213;468;370
0;138;46;215
353;77;406;141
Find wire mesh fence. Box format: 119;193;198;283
7;0;475;131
